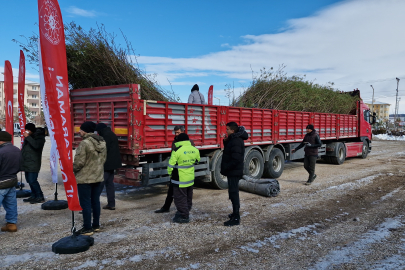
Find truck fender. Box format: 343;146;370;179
244;146;265;163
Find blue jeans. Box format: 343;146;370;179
77;182;103;230
25;172;43;198
0;187;18;224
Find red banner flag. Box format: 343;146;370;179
38;0;81;211
4;61;14;144
18;51;26;148
208;85;213;105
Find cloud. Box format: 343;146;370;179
66;6;97;17
136;0;405;112
0;66;40;82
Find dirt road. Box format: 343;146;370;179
1;139;405;269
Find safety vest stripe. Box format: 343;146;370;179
171;179;194;185
168;164;194;169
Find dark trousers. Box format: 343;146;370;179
162;182;174;210
77;182;103;230
304;155;317;180
100;170;115;207
173;185;193;219
228;176;241;215
25;172;43;198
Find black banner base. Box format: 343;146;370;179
52;234;94;254
42;200;69;210
16;189;32;198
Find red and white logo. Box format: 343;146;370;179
39;0;62;45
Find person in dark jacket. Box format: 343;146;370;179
220;122;248;226
155;126;195;213
95;123;122;210
21;123;46;204
292;124;322;185
0;131;22;232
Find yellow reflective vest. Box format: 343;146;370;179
167;140;200;188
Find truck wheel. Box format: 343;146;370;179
211;153;228;190
263;148;284;178
330;142;345;165
361;141;368;159
244;150;264;179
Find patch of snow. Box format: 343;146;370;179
0;252;56;267
310;216;404;270
73;260;98;269
374;134;405;141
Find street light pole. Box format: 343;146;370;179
370;84;374;113
214;96;220;106
395;78;400;130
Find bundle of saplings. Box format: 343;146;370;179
13;22;177;101
235;66;360;115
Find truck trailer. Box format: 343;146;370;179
70;84;374;189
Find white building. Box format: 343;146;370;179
0;78;43;126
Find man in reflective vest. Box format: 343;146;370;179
167;133;200;223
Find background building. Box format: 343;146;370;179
364;101;391;122
0;78;43;127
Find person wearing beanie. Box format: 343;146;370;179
95;123;122;210
187;84;206;104
167;132;200;223
155;126;195;214
292;124;322;185
73;122;107;236
21;123;46;204
0;131;22;232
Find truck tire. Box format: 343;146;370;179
330;142;345;165
263;148;284;178
361;141;368;159
244;150;264;179
211;152;228;190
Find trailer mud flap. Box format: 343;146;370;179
141;157;210;186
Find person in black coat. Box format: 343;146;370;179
220;122;248;226
292;124;322;185
21;123;46;204
95;123;122;210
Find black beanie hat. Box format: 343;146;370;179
95;123;108;132
0;131;12;142
306;124;314;130
177;133;189;142
80;121;96;133
191;84;199;92
25;123;36;133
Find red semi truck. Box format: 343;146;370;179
70;84;374;189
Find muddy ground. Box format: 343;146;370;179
1;139;405;269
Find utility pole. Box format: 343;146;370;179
395;78;400;130
370;85;375;112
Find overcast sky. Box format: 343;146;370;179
1;0;404;113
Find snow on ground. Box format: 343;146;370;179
374;134;405;141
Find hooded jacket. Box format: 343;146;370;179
220;126;249;177
21;128;46;172
73;133;107;184
188;90;206;104
167;140;200;188
97;127;122;171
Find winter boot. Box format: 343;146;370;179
23;196;35;203
305;174;317;185
154;207;169;213
30;197;45;204
224;214;240;226
76;227;94;236
1;223;17;232
173;215;189;224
